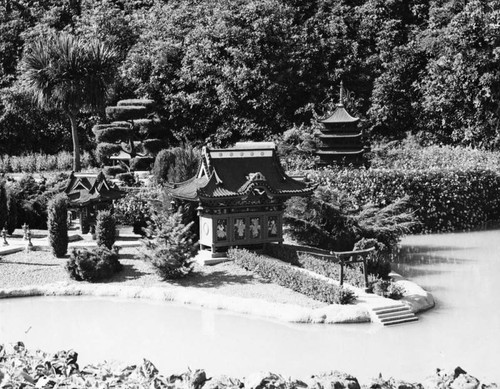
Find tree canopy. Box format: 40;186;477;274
1;0;500;152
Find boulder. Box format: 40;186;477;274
309;371;360;389
244;372;287;389
450;374;480;389
205;375;243;389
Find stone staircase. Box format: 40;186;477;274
370;303;418;326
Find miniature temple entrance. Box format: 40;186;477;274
168;142;315;262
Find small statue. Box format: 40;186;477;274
1;227;8;246
25;228;33;252
22;223;29;240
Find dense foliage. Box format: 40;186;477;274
66;246;122;281
0;180;7;230
95;210;116;249
309;167;500;233
139;208;198;279
0;151;94;173
2;0;500;152
47;193;68;257
152;146;200;184
284;185;416;251
229;248;356;305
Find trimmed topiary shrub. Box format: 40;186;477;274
65;246;122;281
96;143;122;165
93;126;132;143
139;209;198;279
95;210;116;249
134;119;164;137
143;139;164;154
105;106;148;121
6;188;18;235
117;99;155;109
229;248;356;305
47;193;68;258
103;165;127;177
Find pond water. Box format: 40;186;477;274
1;229;499;384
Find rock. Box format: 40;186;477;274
244;372;287;389
205;375;243;389
369;377;420;389
191;369;209;389
450;374;480;389
310;371;360;389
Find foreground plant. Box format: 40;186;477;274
65;246;122;281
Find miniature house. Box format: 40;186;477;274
65;172;125;233
316;82;367;165
168;142;315;259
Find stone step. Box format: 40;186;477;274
377;310;413;320
382;316;419;326
372;306;410;315
372;303;407;312
379;313;416;323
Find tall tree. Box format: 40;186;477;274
21;33;116;171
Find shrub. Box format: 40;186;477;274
6;188;18;235
95;210;116;249
284;186;416;251
152;146;201;184
139;209;198;279
47;193;68;258
116;172;136;186
96;143;122;165
65;246;122;281
229;248;356;305
105;106;148;121
130;156;154;171
114;192;151;234
353;238;391;279
0;181;7;229
371;279;405;300
134;119;164;137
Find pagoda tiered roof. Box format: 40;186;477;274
65;172;125;207
169;142;315;202
319;104;359;124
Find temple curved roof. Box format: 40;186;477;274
319;104;359;124
65;172;125;207
168;142;315;202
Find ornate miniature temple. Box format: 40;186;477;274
65;172;125;233
168;142;315;259
316;82;367;165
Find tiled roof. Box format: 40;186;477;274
168;143;315;201
65;172;125;206
320;105;359;124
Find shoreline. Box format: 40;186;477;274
0;272;434;324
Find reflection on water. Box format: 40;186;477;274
1;229;499;384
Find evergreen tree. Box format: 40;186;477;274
47;193;69;257
6;188;18;235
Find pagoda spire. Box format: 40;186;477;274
338;80;344;107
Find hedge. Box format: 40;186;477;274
133;119;164;137
105;106;148;121
47;193;68;258
228;248;356;305
309;168;500;233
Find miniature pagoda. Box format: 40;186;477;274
316;82;367;165
65;172;125;233
168;142;315;261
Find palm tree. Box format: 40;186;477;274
22;33;116;171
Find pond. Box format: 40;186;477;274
1;229;499;384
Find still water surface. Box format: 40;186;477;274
0;230;499;383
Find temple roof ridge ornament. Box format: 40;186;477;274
319;80;359;124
